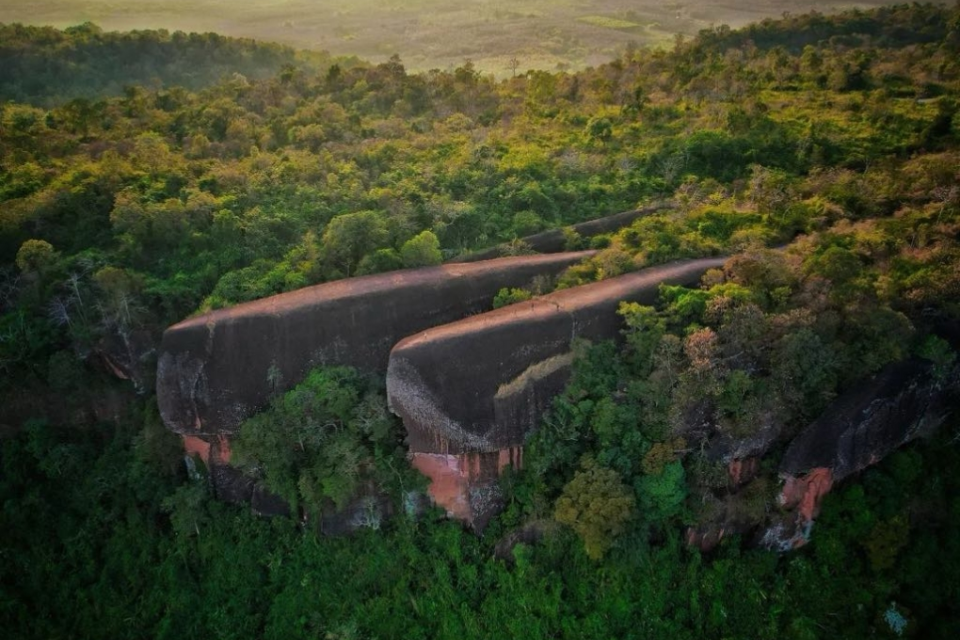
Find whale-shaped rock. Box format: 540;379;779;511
157;251;595;436
387;257;727;456
779;358;956;482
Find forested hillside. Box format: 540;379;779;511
1;3;959;638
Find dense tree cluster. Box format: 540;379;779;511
231;366;416;516
3;398;958;638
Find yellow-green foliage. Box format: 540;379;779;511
493;287;533;309
554;456;635;559
641;437;686;476
14;239;56;273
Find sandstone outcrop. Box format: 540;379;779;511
762;358;958;550
410;448;523;531
453;203;669;263
779;358;955;482
683;457;765;552
388;257;727;455
182;433;291;516
156;251;593;436
388;257;726;525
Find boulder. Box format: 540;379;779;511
157;251;593;436
388;257;726;527
387;257;727;458
453;203;669;262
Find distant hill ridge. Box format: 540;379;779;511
0;21;346;106
689;2;958;55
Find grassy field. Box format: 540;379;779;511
0;0;919;75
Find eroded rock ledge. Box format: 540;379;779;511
685;358;958;553
779;358;952;482
157;251;594;437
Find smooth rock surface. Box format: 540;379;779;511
779;358;957;482
387;257;727;456
760;357;958;551
157;252;593;436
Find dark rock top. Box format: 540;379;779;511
452;202;670;263
387;257;727;455
779;358;958;481
157;251;595;436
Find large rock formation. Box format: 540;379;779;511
453;203;669;263
387;257;726;526
157;251;593;437
388;257;726;454
779;358;955;481
685;357;958;553
761;358;958;551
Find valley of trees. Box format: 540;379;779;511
1;3;959;638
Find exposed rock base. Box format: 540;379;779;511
411;448;523;531
390;258;725;525
760;358;958;551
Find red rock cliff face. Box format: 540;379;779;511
780;467;834;522
411;448;523;530
156;252;594;437
686;355;959;553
